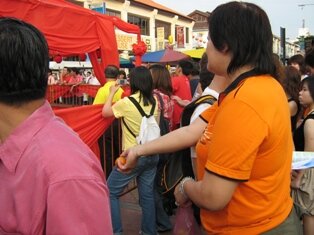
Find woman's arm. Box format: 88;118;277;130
118;117;207;171
175;172;238;211
102;84;120;118
291;118;314;189
304;119;314;151
172;95;190;107
288;100;298;117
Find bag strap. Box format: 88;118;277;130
128;96;156;117
122;96;157;138
122;117;136;138
194;94;217;106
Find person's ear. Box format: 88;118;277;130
221;44;229;53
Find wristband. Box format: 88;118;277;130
179;176;194;198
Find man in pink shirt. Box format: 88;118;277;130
171;60;193;129
0;18;112;234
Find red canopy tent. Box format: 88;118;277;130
0;0;147;163
0;0;141;85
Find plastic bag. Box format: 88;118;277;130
173;202;202;235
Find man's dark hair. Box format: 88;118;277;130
191;62;200;76
288;54;304;66
0;17;49;106
208;2;276;79
118;70;126;79
287;54;306;74
104;65;119;79
178;60;194;76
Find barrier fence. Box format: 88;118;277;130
47;84;101;106
47;85;130;184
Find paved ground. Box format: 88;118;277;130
120;188;174;235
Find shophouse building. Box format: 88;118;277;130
68;0;194;57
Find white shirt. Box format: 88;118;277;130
190;87;219;159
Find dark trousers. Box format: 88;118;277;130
262;206;302;235
103;119;121;178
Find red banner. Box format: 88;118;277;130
46;85;71;103
53;104;114;159
78;84;101;97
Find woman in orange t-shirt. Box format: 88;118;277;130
118;2;301;234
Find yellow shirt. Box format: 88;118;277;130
112;92;159;150
196;75;293;234
93;80;123;104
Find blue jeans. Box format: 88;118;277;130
108;155;159;235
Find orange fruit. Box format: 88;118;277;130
115;156;126;166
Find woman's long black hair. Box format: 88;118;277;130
129;66;155;106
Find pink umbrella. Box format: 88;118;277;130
141;48;190;63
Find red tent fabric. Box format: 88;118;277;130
0;0;141;85
53;104;114;159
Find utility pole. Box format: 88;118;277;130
298;3;314;9
298;4;314;28
280;27;286;64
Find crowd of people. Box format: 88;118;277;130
47;67;101;86
1;1;314;234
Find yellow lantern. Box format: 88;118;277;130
168;35;173;44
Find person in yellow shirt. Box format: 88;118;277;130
102;66;160;235
117;2;302;234
93;65;124;177
93;65;123;104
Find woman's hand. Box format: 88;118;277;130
291;170;299;181
117;145;141;173
109;84;120;94
174;183;190;206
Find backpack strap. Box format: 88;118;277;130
195;94;217;106
180;94;217;127
122;96;156;138
128;96;156;117
122;117;136;138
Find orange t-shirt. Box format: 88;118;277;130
196;75;293;234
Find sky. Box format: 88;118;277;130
154;0;314;41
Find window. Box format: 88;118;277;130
175;25;185;48
105;9;121;18
185;28;189;43
128;14;149;36
155;20;171;39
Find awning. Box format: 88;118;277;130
182;48;206;59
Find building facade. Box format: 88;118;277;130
68;1;300;60
188;10;210;49
72;0;195;55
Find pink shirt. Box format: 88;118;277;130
153;89;174;130
0;101;112;235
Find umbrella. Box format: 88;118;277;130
141;49;190;63
182;48;206;59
